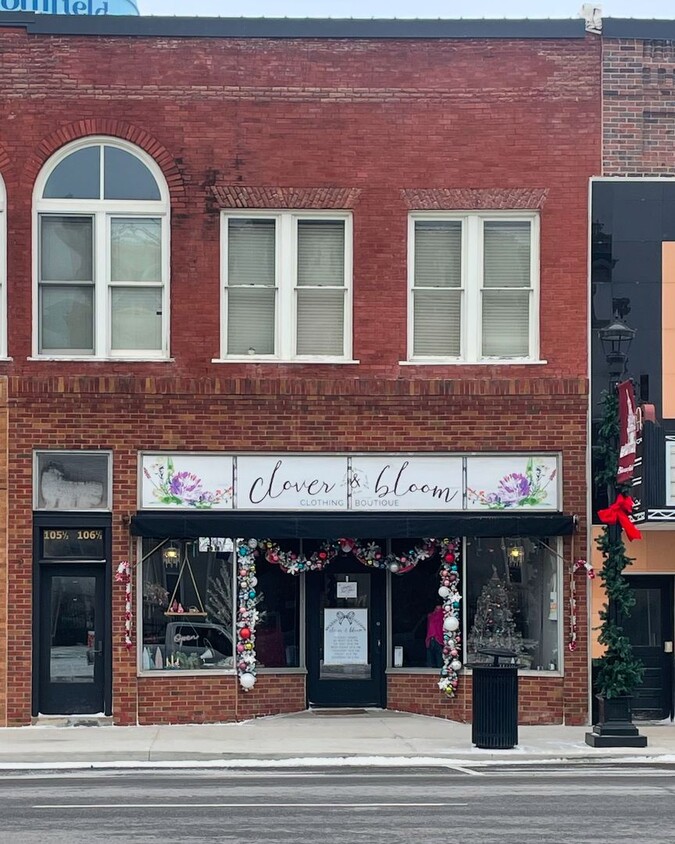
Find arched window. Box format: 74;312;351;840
34;138;169;359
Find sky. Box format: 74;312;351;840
139;1;675;19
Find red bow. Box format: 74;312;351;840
597;494;642;541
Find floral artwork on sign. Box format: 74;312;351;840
141;455;234;510
466;456;559;511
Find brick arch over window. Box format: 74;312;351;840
25;121;186;210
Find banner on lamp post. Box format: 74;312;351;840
617;380;638;485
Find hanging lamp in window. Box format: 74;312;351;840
162;540;181;568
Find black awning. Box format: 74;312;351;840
130;510;576;540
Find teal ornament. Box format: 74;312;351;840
238;546;248;556
249;590;256;599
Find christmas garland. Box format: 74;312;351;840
115;560;133;651
236;536;463;698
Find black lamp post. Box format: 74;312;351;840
586;314;646;748
598;314;636;386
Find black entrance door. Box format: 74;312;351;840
307;557;386;708
623;575;674;720
38;565;107;715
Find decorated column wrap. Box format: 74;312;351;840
115;560;133;650
236;540;259;690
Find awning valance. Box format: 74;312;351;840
130;511;576;540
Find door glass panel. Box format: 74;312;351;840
320;572;370;681
49;576;96;683
621;588;662;647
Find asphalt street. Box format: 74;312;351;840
0;764;673;843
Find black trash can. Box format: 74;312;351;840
471;647;519;749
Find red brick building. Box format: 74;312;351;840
0;14;597;727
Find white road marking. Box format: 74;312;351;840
33;801;469;810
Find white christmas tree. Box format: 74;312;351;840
468;567;525;663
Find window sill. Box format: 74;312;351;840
257;667;307;675
386;667;562;677
29;356;175;363
0;357;12;362
211;358;360;365
138;669;236;678
399;359;548;366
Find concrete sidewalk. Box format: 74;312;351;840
1;710;674;767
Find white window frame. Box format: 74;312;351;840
33;449;113;512
0;173;6;358
32;136;171;361
219;209;354;362
406;211;541;364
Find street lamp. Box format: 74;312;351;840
586;314;646;748
598;314;636;384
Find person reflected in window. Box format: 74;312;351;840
425;601;444;668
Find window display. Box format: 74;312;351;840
141;538;235;671
391;542;443;668
255;552;301;668
465;537;560;670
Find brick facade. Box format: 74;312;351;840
0;23;598;727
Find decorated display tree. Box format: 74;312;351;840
467;568;525;663
594;389;644;699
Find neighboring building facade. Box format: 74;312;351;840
590;18;675;722
0;14;596;727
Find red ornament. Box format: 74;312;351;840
240;627;251;640
319;552;327;560
444;553;455;563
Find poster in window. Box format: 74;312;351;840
323;609;368;665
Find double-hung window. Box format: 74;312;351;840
34;138;170;359
409;212;539;362
221;211;352;360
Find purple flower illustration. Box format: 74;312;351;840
497;473;531;505
145;458;232;509
467;459;556;510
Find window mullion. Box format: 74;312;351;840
278;214;292;360
465;216;481;362
98;213;109;357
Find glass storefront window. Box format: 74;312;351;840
141;538;235;671
256;547;301;669
390;541;443;669
465;537;560;671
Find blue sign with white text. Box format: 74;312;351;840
0;0;139;13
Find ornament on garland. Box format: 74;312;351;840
114;560;133;650
235;539;262;691
435;538;463;697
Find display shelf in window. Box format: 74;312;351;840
164;544;208;618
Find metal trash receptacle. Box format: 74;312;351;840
471;647;519;749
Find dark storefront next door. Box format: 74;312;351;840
623;576;674;721
38;565;107;715
307;557;386;708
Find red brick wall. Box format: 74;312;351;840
603;38;675;175
388;673;566;725
0;29;598;725
137;674;305;726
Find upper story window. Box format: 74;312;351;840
408;212;539;363
34;139;170;359
0;173;5;358
220;211;353;361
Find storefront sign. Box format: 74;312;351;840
617;380;638;484
139;452;561;511
0;0;139;13
465;455;559;511
141;455;233;510
350;456;462;510
323;609;368;665
236;456;348;511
